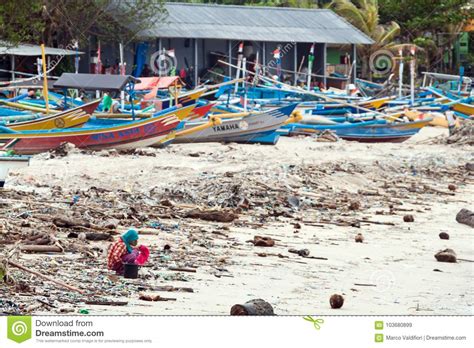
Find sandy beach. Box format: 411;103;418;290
1;127;473;315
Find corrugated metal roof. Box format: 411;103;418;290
0;41;83;56
54;73;139;91
139;2;373;45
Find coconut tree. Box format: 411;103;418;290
329;0;401;80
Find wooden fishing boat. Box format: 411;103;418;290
426;87;474;116
0;155;30;187
3;100;99;131
0;105;195;155
175;104;298;145
283;118;431;143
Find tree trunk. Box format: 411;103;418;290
230;299;274;315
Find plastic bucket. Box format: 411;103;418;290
123;263;139;279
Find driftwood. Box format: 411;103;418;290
249;236;275;247
53;216;91;228
288;248;310;257
85;233;113;241
85;300;128;306
304;256;328;260
230;299;274;316
139;293;177;301
184;209;238;222
148;286;194;293
359;219;395;226
7;260;84;294
20;245;63;253
168;266;197;273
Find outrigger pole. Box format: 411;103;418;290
40;44;50;115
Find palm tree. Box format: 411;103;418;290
329;0;400;80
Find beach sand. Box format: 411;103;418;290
1;127;473;315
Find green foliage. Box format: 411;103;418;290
379;0;473;39
0;0;166;46
0;1;44;45
329;0;401;79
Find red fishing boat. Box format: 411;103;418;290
0;105;195;155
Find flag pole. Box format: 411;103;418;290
398;48;404;99
40;44;50;115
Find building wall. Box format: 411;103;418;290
79;36;354;87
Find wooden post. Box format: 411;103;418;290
227;40;232;77
398;48;404;99
351;44;357;84
40;44;50;114
10;55;15;81
307;43;315;90
262;42;266;75
322;43;327;87
194;39;198;87
410;46;416;105
120;42;125;111
293;43;298;86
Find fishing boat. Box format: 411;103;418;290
175;104;298;145
425;87;474;116
1;100;99;131
136;76;206;110
283;118;431;143
0;155;30;187
0;104;195;154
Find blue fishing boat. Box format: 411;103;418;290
283;118;431;143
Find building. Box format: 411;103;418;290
88;2;373;88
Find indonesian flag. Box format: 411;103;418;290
273;47;281;59
238;42;244;54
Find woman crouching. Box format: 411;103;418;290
107;229;149;275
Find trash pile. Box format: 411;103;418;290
446;120;474;145
1;152;473;315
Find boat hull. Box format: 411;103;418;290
0;156;30;187
7;100;99;131
0;105;195;154
175;104;297;144
284;119;430;143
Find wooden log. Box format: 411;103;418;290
139;293;177;301
168;267;197;273
358;219;395;226
304;256;328;261
20;245;63;253
85;300;128;306
85;233;112;241
53;216;90;228
7;260;84;294
149;286;194;293
184;209;238;222
230;299;274;315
